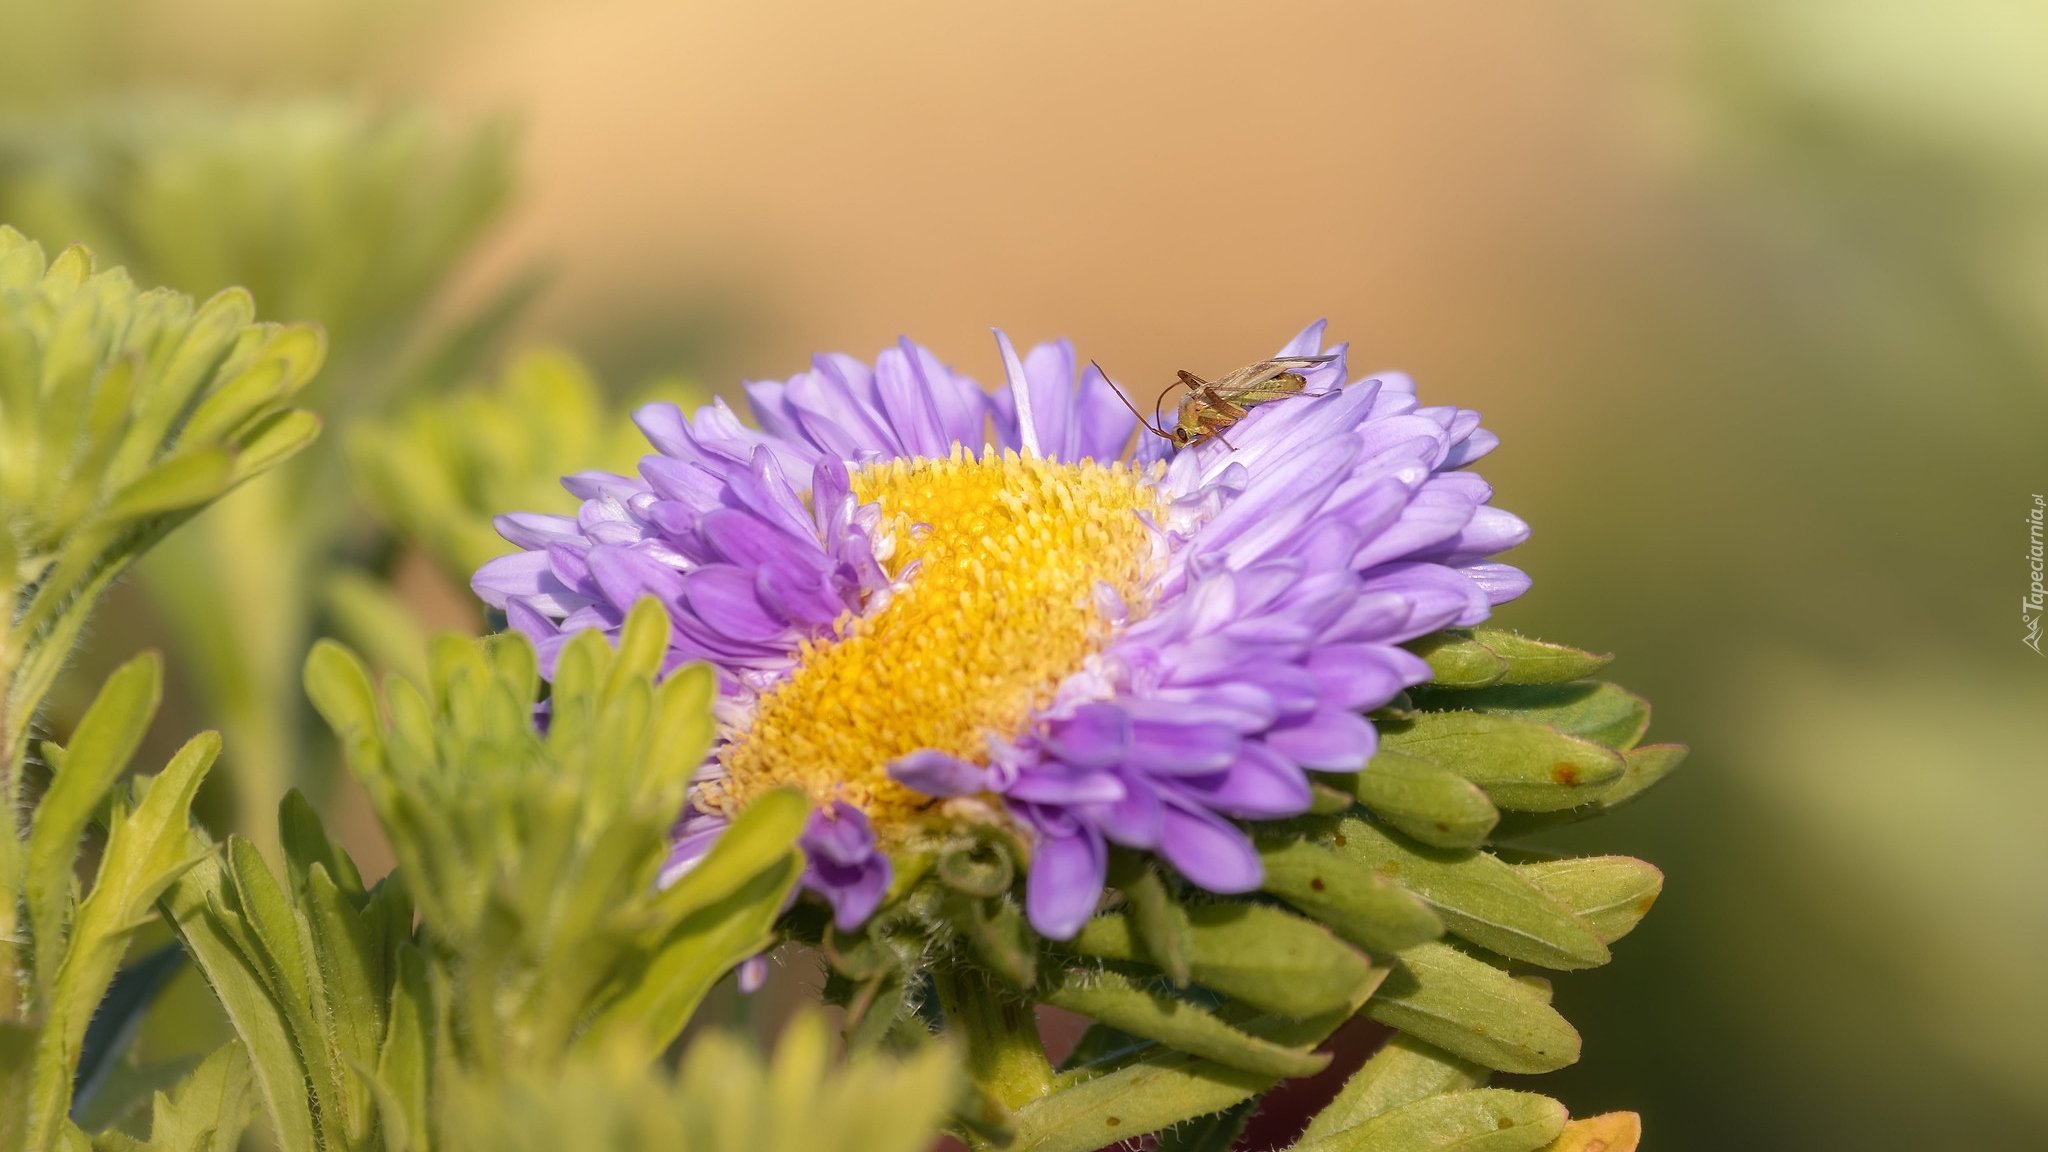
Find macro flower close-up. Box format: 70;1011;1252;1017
473;320;1531;938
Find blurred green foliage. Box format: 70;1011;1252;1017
1487;4;2048;1150
0;98;523;857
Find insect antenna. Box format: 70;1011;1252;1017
1091;360;1173;441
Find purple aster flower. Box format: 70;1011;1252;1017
473;321;1527;939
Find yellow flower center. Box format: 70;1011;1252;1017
710;448;1165;837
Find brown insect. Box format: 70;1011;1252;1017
1097;353;1339;449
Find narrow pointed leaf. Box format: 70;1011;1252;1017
1362;943;1581;1074
1513;857;1662;944
1255;836;1444;955
1336;751;1499;848
1301;1035;1489;1143
1041;970;1329;1079
1379;713;1624;813
1293;1088;1567;1152
1465;630;1611;685
1313;818;1606;970
1414;682;1648;751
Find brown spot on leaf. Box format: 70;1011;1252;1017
1106;1117;1121;1127
1551;762;1582;786
1310;877;1326;891
1333;833;1348;846
1497;1117;1514;1130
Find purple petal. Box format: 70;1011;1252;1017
587;545;685;611
683;565;791;644
1077;767;1164;849
1459;562;1532;607
1154;801;1263;893
1262;708;1378;771
1307;643;1427;711
1025;824;1107;940
875;344;949;457
1004;766;1126;805
1125;718;1240;775
1023;338;1075;463
888;749;991;797
1043;702;1132;768
1178;742;1312;820
802;801;878;867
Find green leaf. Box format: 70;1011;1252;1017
97;451;233;523
1463;630;1611;685
1490;744;1688;839
957;897;1039;990
1040;970;1329;1079
372;944;431;1152
278;789;365;901
1414;682;1649;751
1362;943;1581;1074
1378;713;1625;813
1122;864;1193;988
576;853;804;1064
226;409;322;486
649;789;808;926
1300;1035;1488;1143
25;653;160;989
1150;1098;1257;1152
1513;857;1662;944
1293;1088;1568;1152
143;1041;255;1152
1335;751;1499;848
1313;818;1606;970
34;730;218;1149
303;640;384;748
161;854;318;1152
1254;836;1445;955
1071;902;1378;1019
1007;1049;1276;1152
1405;631;1509;689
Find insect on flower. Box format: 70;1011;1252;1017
1097;353;1339;449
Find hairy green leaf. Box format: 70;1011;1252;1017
1362;943;1581;1074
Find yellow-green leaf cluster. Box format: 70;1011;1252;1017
0;228;321;763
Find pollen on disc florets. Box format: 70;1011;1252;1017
708;446;1167;838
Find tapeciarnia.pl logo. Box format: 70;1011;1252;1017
2026;494;2045;656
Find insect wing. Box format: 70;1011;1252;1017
1203;354;1337;404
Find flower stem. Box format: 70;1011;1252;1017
935;967;1054;1109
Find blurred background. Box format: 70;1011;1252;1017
5;0;2043;1148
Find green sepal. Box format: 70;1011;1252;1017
1513;857;1662;944
1292;1088;1568;1152
1378;713;1625;813
1040;970;1329;1079
1300;1034;1489;1143
1120;864;1193;989
1404;632;1509;688
1070;902;1377;1019
953;895;1040;990
1254;836;1444;955
1412;681;1649;751
1332;751;1499;848
1489;744;1687;839
1361;942;1581;1074
1004;1049;1275;1152
1310;817;1607;970
1466;631;1610;685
